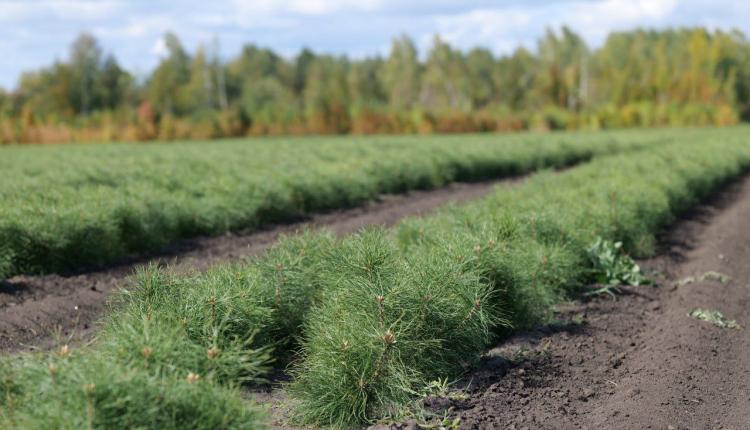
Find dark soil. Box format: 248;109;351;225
378;174;750;429
0;179;509;352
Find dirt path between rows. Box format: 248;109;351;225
0;179;513;353
406;174;750;430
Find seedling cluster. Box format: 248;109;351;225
2;128;750;428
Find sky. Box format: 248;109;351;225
1;0;750;89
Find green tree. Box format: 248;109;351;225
148;32;191;114
303;55;350;132
226;44;291;108
183;46;213;114
17;63;74;117
420;36;471;113
7;25;750;142
69;33;102;115
496;47;537;110
240;76;296;126
382;35;420;111
536;26;588;110
465;47;497;108
99;55;131;110
293;48;315;96
347;58;386;115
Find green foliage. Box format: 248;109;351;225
289;131;750;426
251;230;336;348
699;271;732;284
4;128;750;428
585;237;647;296
689;309;742;330
289;228;500;427
105;265;275;384
676;270;733;288
5;27;750;143
0;349;266;429
0;129;661;279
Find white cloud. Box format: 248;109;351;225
0;0;122;22
1;0;749;90
93;14;179;39
151;36;168;57
229;0;384;16
566;0;678;43
0;2;34;22
46;0;122;19
435;8;533;53
426;0;680;55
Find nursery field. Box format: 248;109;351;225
0;128;699;280
2;127;750;429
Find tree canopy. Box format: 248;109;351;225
2;26;749;143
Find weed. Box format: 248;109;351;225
689;309;742;329
700;271;731;284
420;378;452;398
419;415;462;430
675;271;732;288
549;313;587;329
571;313;587;326
586;237;647;297
675;276;696;287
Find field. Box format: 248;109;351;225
1;127;750;428
0;130;668;279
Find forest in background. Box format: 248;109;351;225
1;26;749;144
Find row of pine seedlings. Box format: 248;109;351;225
2;134;750;428
0;131;637;280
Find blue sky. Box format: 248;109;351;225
1;0;750;89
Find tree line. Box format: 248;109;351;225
1;26;749;143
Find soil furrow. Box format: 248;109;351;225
0;178;512;352
410;174;750;429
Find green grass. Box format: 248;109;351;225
2;127;750;429
0;128;690;279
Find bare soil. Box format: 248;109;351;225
0;179;508;352
386;174;750;429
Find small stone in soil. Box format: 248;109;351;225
579;388;595;400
